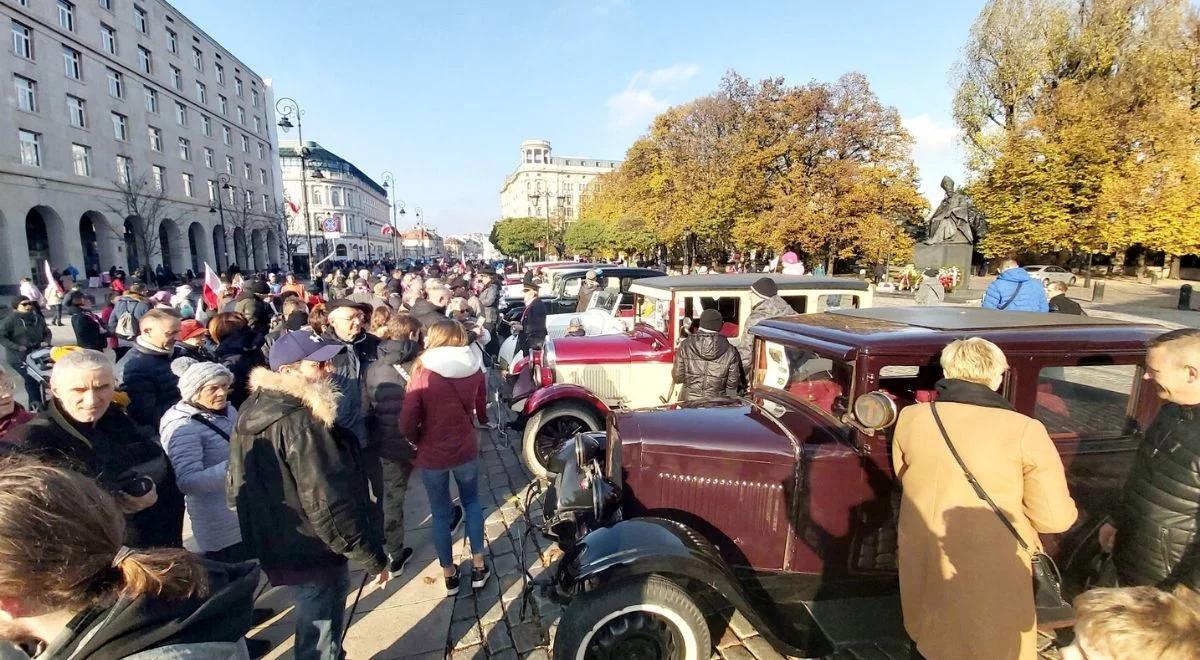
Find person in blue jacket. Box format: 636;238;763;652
981;259;1049;312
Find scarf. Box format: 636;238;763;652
134;336;171;355
932;378;1015;412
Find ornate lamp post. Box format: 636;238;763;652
381;171;401;262
276;97;326;275
414;206;425;261
207;172;234;270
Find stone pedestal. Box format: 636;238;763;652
914;242;974;289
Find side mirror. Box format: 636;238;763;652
852;392;898;431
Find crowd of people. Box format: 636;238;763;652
0;259;505;660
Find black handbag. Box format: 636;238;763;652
930;403;1074;625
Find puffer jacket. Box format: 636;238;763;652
735;294;797;372
364;339;420;462
0;311;49;365
160;401;240;554
212;326;267;408
981;267;1049;312
1113;402;1200;588
227;368;386;577
116;340;182;429
672;332;742;401
320;329;379;447
399;345;488;470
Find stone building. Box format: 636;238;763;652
498;138;620;224
0;0;283;288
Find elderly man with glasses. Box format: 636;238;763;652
0;297;51;411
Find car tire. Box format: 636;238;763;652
523;402;603;479
554;576;712;660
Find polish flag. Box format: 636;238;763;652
285;200;300;216
43;260;63;294
202;263;223;309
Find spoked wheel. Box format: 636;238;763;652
554;576;711;660
523;402;603;479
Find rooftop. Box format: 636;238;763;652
279;141;388;198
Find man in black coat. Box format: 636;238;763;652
672;309;742;401
512;283;547;355
11;349;184;548
227;331;388;660
69;293;109;351
115;308;182;429
1102;328;1200;588
1047;281;1085;315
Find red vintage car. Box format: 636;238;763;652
539;307;1165;660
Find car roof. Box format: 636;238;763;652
751;307;1165;360
630;273;872;292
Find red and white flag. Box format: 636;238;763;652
202;262;223;310
382;225;395;236
43;260;63;295
285;200;300;216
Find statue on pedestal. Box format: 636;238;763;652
925;176;986;245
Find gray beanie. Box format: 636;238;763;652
171;357;233;403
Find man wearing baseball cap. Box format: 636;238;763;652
227;330;388;660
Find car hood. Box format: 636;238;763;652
615;397;804;464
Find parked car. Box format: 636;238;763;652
538;307;1164;659
508;274;873;476
1023;265;1077;286
499;265;663;342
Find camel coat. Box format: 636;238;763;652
893;390;1078;660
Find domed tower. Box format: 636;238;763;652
521;139;552;165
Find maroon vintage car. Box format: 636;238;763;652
538;307;1165;660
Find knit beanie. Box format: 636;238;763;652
751;277;778;298
171;357;233;403
698;308;724;332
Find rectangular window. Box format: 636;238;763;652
67;94;86;127
100;23;116;55
256;142;265;159
218;95;227;115
14;75;37;112
111;112;127;140
253;116;262;133
137;46;151;73
106;68;123;98
203;147;213;168
221;125;231;145
234;77;243;97
18;130;41;167
58;1;76;31
174;101;186;126
214;63;224;85
201;114;211;136
71;143;91;176
191;46;202;70
143;86;158;113
152;164;164;191
1034;364;1140;441
243;189;252;210
182;172;193;197
62;45;82;79
237;106;245;125
99;0;112;9
243;162;251;179
240;134;249;152
261;193;269;213
178;137;189;160
252;88;259;108
207;179;217;202
224;155;233;174
12;21;33;59
331;189;340;206
169;65;181;90
134;5;147;33
148;125;161;151
195;81;206;103
116;155;130;184
259;168;266;185
166;28;177;54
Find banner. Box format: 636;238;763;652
202;263;223;309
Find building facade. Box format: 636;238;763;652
498;138;620;224
399;226;441;260
445;232;498;261
279;139;392;269
0;0;284;288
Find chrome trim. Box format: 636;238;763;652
543;340;556;369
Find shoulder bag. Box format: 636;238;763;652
930;402;1074;625
190;413;230;441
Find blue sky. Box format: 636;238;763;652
171;0;988;235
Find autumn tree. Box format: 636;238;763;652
490;217;560;261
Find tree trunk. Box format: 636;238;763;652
1167;254;1181;279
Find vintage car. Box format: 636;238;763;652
537;307;1165;659
509;274;873;476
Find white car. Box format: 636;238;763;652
499;289;630;369
1023;265;1077;286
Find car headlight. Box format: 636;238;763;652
543;340;556;369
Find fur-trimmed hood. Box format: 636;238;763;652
244;367;340;429
419;345;483;379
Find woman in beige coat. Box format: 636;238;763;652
893;337;1078;660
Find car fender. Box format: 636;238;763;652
557;517;825;657
525;383;610;418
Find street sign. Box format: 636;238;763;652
323;232;341;240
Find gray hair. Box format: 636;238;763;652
49;349;114;388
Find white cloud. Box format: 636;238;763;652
904;114;958;155
904;113;966;206
607;64;699;129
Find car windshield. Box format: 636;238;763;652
754;339;853;419
1023;266;1042;272
589;289;621;313
634;292;671;332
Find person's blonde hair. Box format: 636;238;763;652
940;337;1008;385
1073;585;1200;660
369;306;393;338
0;456;208;610
424;319;468;349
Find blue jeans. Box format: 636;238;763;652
291;563;350;660
420;458;485;568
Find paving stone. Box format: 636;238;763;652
488;535;514;556
450;644;488;659
451;617;483;651
452;595;477;622
512;622;546;654
493;552;519;575
719;646;757;660
484;621;514;653
742;635;786;660
524;649;551;660
716;623;742;649
478;595;505;626
729;609;758;639
489;650;519;660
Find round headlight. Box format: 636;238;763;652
853;391;898;430
543;340;556;369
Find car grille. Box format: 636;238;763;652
558;365;626;402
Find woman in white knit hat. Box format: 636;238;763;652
159;356;246;561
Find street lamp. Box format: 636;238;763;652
381;171;400;262
414;206;425;261
528;180;556;259
276;97;326;275
207;172;233;270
